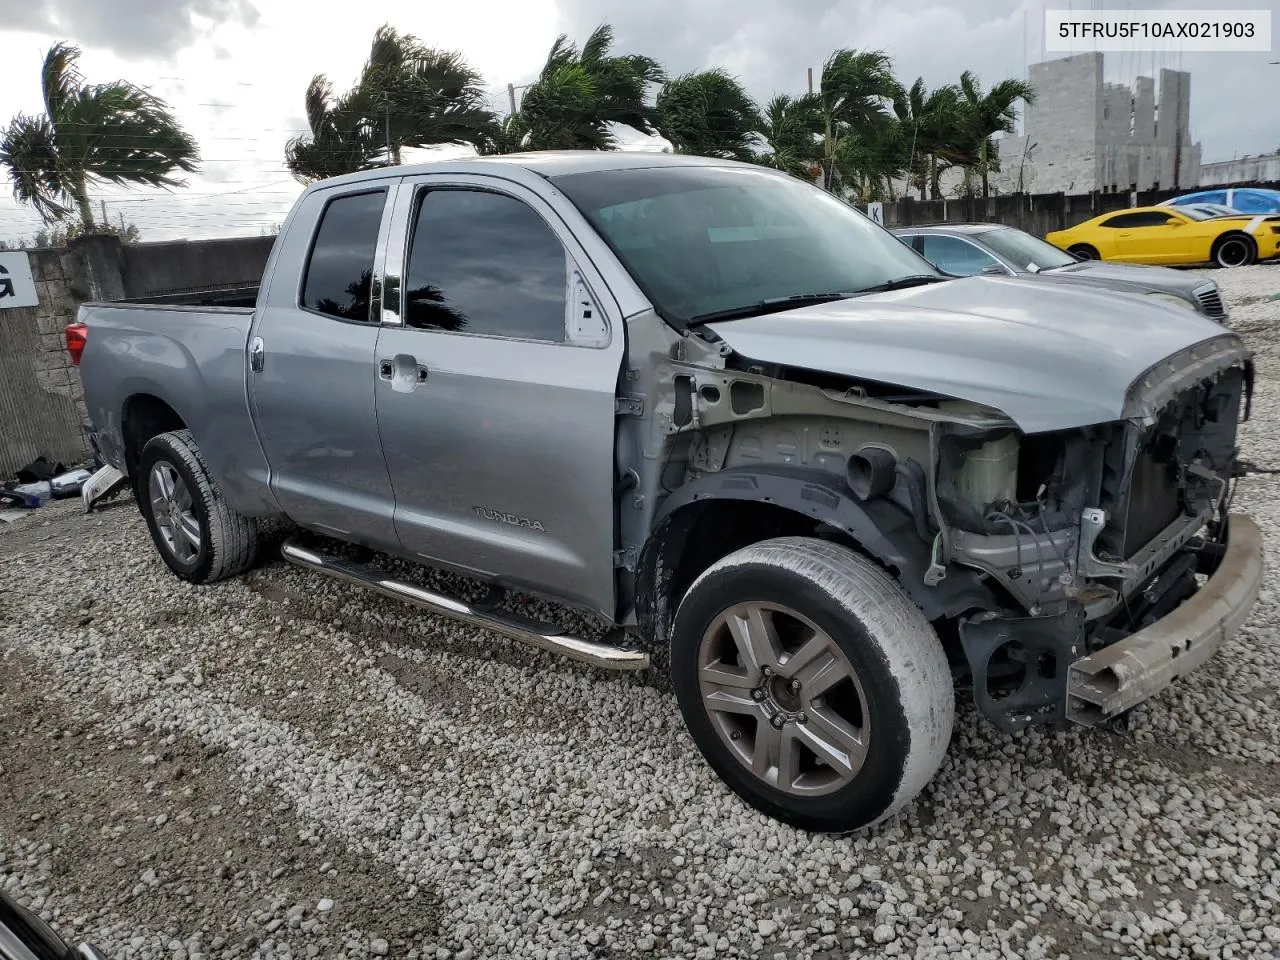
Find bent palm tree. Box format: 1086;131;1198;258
959;72;1036;197
285;77;382;183
894;78;968;199
656;68;761;161
815;49;901;194
515;24;665;152
756;94;821;180
0;42;198;230
286;24;497;182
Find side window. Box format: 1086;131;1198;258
404;188;567;342
301;189;388;322
1232;191;1278;213
1100;211;1172;229
919;235;1000;276
1197;190;1229;206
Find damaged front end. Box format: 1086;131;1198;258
937;337;1260;733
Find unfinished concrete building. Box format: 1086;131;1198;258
992;53;1200;195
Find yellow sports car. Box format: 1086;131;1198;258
1044;204;1280;268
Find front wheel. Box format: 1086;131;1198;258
670;537;954;833
1068;244;1100;261
138;430;258;584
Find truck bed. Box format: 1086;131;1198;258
75;297;277;516
109;285;260;310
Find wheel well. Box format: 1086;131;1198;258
122;394;186;482
635;499;866;652
1212;230;1255;253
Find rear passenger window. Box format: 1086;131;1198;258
404;189;567;341
301;189;387;322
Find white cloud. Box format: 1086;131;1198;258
0;0;559;243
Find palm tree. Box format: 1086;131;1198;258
286;25;498;182
655;69;761;161
755;94;822;181
284;77;382;183
0;43;198;230
893;78;968;200
514;24;665;152
813;50;901;195
958;71;1036;197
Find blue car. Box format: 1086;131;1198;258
1167;187;1280;214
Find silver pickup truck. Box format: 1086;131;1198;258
71;152;1263;834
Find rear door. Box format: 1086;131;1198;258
372;174;625;617
248;182;401;549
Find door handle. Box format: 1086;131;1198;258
250;337;264;372
379;357;429;389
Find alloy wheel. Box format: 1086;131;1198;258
148;461;201;564
696;601;870;797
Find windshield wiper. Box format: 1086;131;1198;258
852;274;948;294
687;292;853;326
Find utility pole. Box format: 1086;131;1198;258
385;96;393;167
807;68;813;95
508;83;518;115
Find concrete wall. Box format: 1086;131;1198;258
122;236;275;299
857;177;1280;234
0;234;275;481
1200;153;1280;186
0;248;92;478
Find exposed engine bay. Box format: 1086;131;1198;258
657;329;1254;734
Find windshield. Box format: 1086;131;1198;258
553;165;941;325
976;226;1076;271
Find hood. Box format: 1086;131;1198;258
707;275;1244;434
1040;259;1208;296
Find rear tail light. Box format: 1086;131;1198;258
65;322;88;366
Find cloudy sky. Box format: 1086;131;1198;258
0;0;1276;244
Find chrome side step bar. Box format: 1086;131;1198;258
280;538;651;672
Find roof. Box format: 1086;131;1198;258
300;150;756;193
890;222;1005;234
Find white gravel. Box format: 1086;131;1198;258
3;264;1280;960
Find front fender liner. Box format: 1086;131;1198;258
635;466;996;648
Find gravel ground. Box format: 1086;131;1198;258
3;265;1280;960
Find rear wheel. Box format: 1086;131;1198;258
670;537;954;833
1212;233;1255;268
1068;244;1100;260
138;430;258;584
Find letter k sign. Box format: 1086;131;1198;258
0;252;40;309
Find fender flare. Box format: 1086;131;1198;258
634;465;995;646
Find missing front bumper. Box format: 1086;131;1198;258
1066;513;1263;726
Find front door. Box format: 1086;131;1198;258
248;183;400;549
373;175;625;617
1111;210;1182;263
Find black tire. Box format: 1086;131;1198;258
1212;233;1255;268
1068;244;1100;261
670;537;954;833
137;430;258;584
